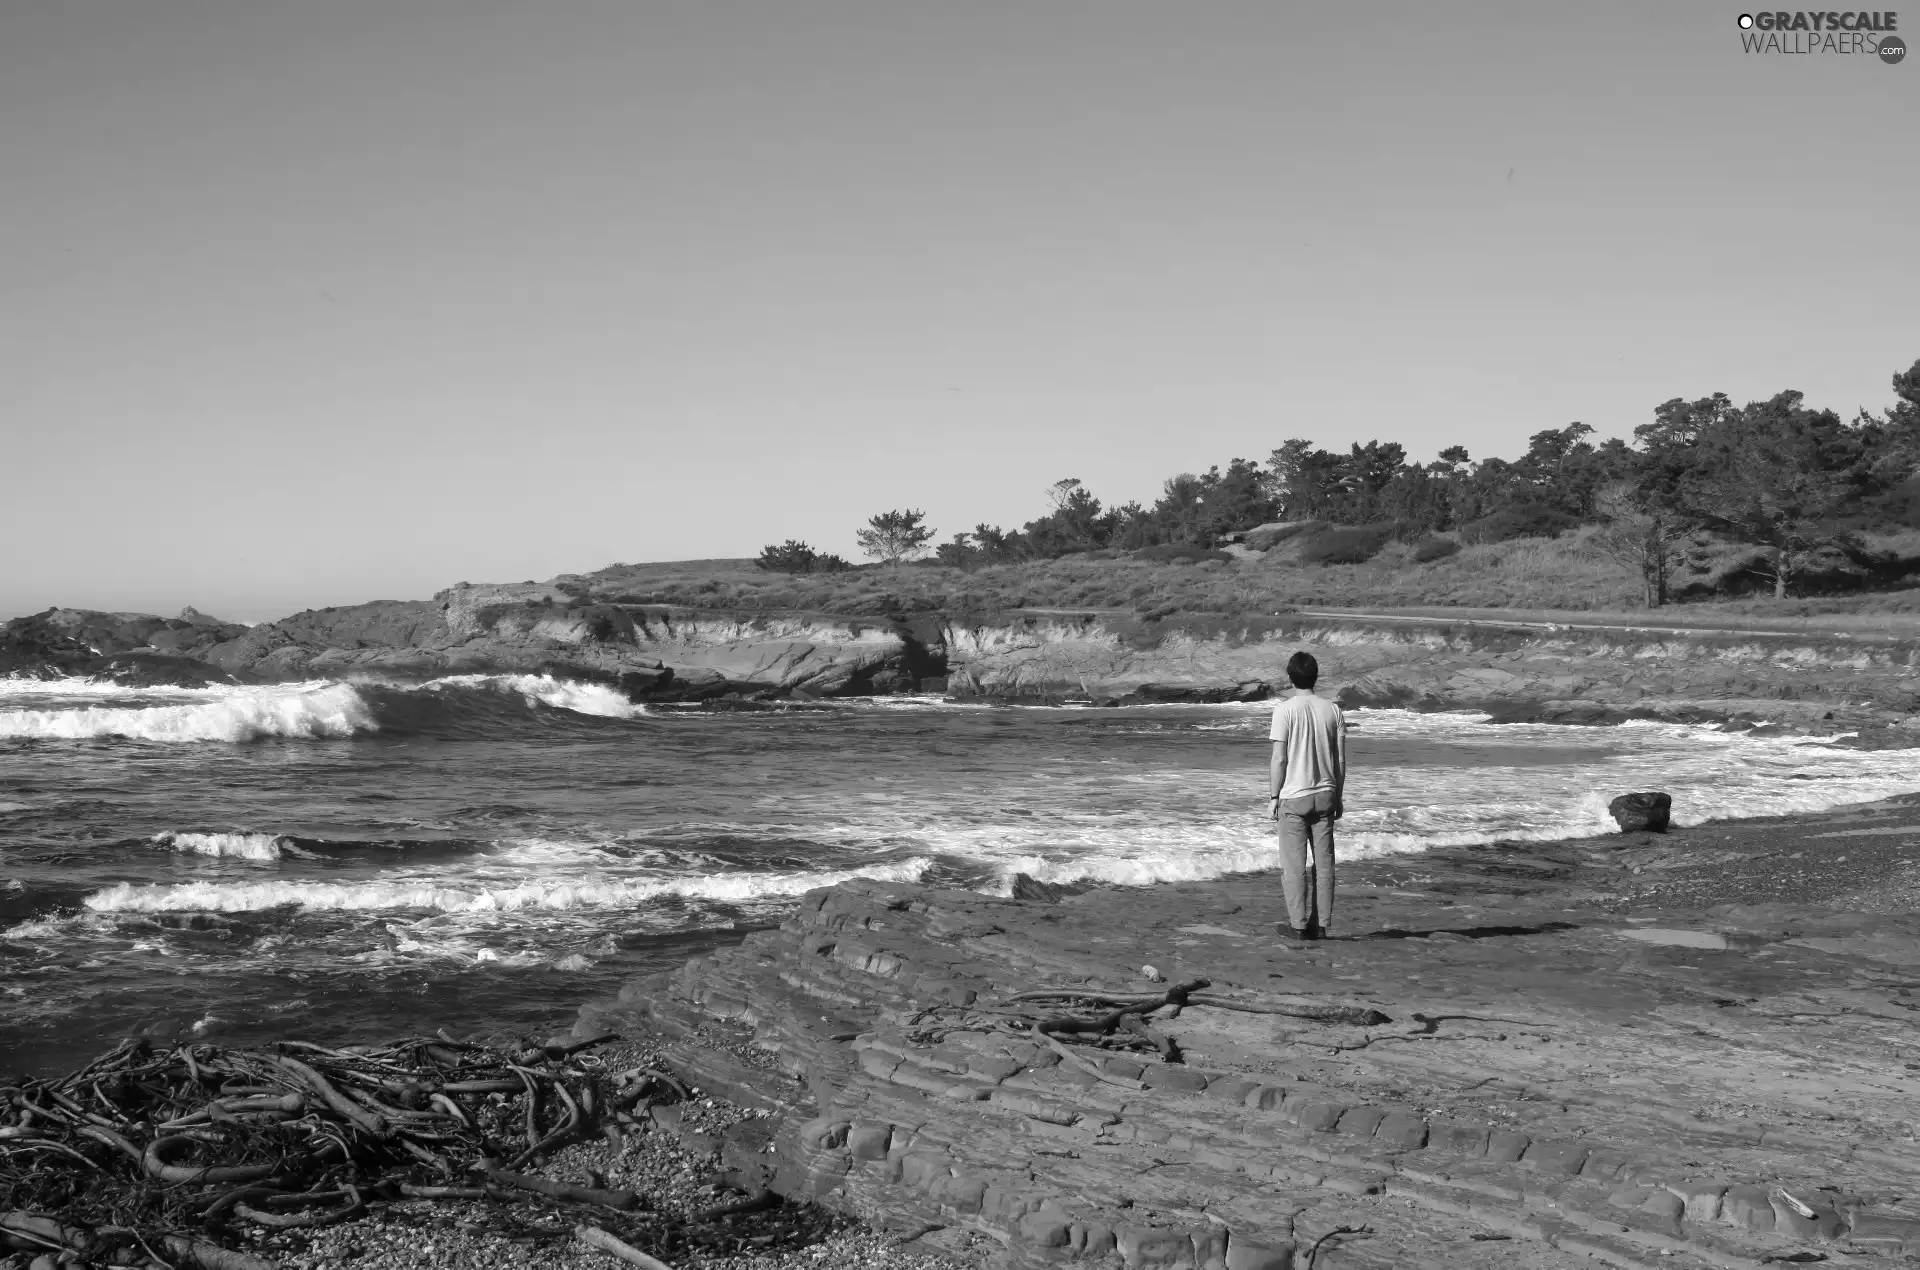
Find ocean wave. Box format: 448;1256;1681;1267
0;673;646;744
420;673;645;719
154;831;295;861
0;683;375;742
80;858;932;914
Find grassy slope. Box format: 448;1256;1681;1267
564;528;1920;638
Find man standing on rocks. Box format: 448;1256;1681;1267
1268;651;1347;941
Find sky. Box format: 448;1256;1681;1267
2;1;1914;622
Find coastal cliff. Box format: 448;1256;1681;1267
8;574;1920;731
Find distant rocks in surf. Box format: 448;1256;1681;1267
0;607;253;689
1115;680;1271;706
0;587;965;707
1610;791;1673;833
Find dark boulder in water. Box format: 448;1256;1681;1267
618;666;676;698
1010;872;1068;903
1609;791;1672;833
1118;681;1271;705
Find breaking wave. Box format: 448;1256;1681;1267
0;674;646;743
81;858;932;914
154;831;296;862
0;683;373;742
420;674;644;719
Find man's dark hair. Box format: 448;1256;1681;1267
1286;651;1319;689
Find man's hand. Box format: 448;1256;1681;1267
1329;797;1344;822
1266;795;1280;821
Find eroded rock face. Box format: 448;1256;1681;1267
0;597;945;703
15;589;1920;728
1610;792;1673;833
944;613;1920;731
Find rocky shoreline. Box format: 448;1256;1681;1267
9;587;1920;741
8;804;1920;1268
559;800;1920;1269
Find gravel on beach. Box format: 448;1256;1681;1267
0;1035;970;1270
234;1040;962;1270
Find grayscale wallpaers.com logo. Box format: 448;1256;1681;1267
1738;11;1906;59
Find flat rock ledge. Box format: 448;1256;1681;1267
572;817;1920;1270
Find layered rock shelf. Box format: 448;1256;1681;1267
572;806;1920;1269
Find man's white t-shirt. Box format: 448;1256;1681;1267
1269;691;1347;801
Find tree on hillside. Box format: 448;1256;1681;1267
1194;458;1277;541
1152;473;1209;544
970;523;1025;564
1107;501;1158;550
934;532;978;570
1332;441;1407;522
1024;479;1114;554
1589;482;1694;607
856;509;937;565
1853;358;1920;492
1668;392;1865;598
1885;358;1920;440
1376;464;1450;533
1265;440;1347;520
1514;423;1603;517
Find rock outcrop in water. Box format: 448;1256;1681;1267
0;608;252;687
570;814;1920;1268
0;591;945;701
1609;792;1673;833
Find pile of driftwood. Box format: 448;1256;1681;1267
0;1031;816;1270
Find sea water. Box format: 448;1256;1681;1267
4;674;1917;1075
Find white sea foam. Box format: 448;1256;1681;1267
772;711;1920;889
153;832;290;862
422;673;646;719
81;858;931;915
0;683;374;742
0;676;241;700
0;672;644;743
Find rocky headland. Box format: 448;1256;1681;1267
8;573;1920;737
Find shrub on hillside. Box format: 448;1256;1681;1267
756;540;851;574
1244;520;1327;551
1298;524;1396;565
1412;535;1461;563
1460;502;1578;544
1131;544;1233;564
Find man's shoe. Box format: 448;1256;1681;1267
1304;922;1326;940
1277;924;1310;941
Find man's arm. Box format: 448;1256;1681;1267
1268;741;1287;818
1330;710;1347;821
